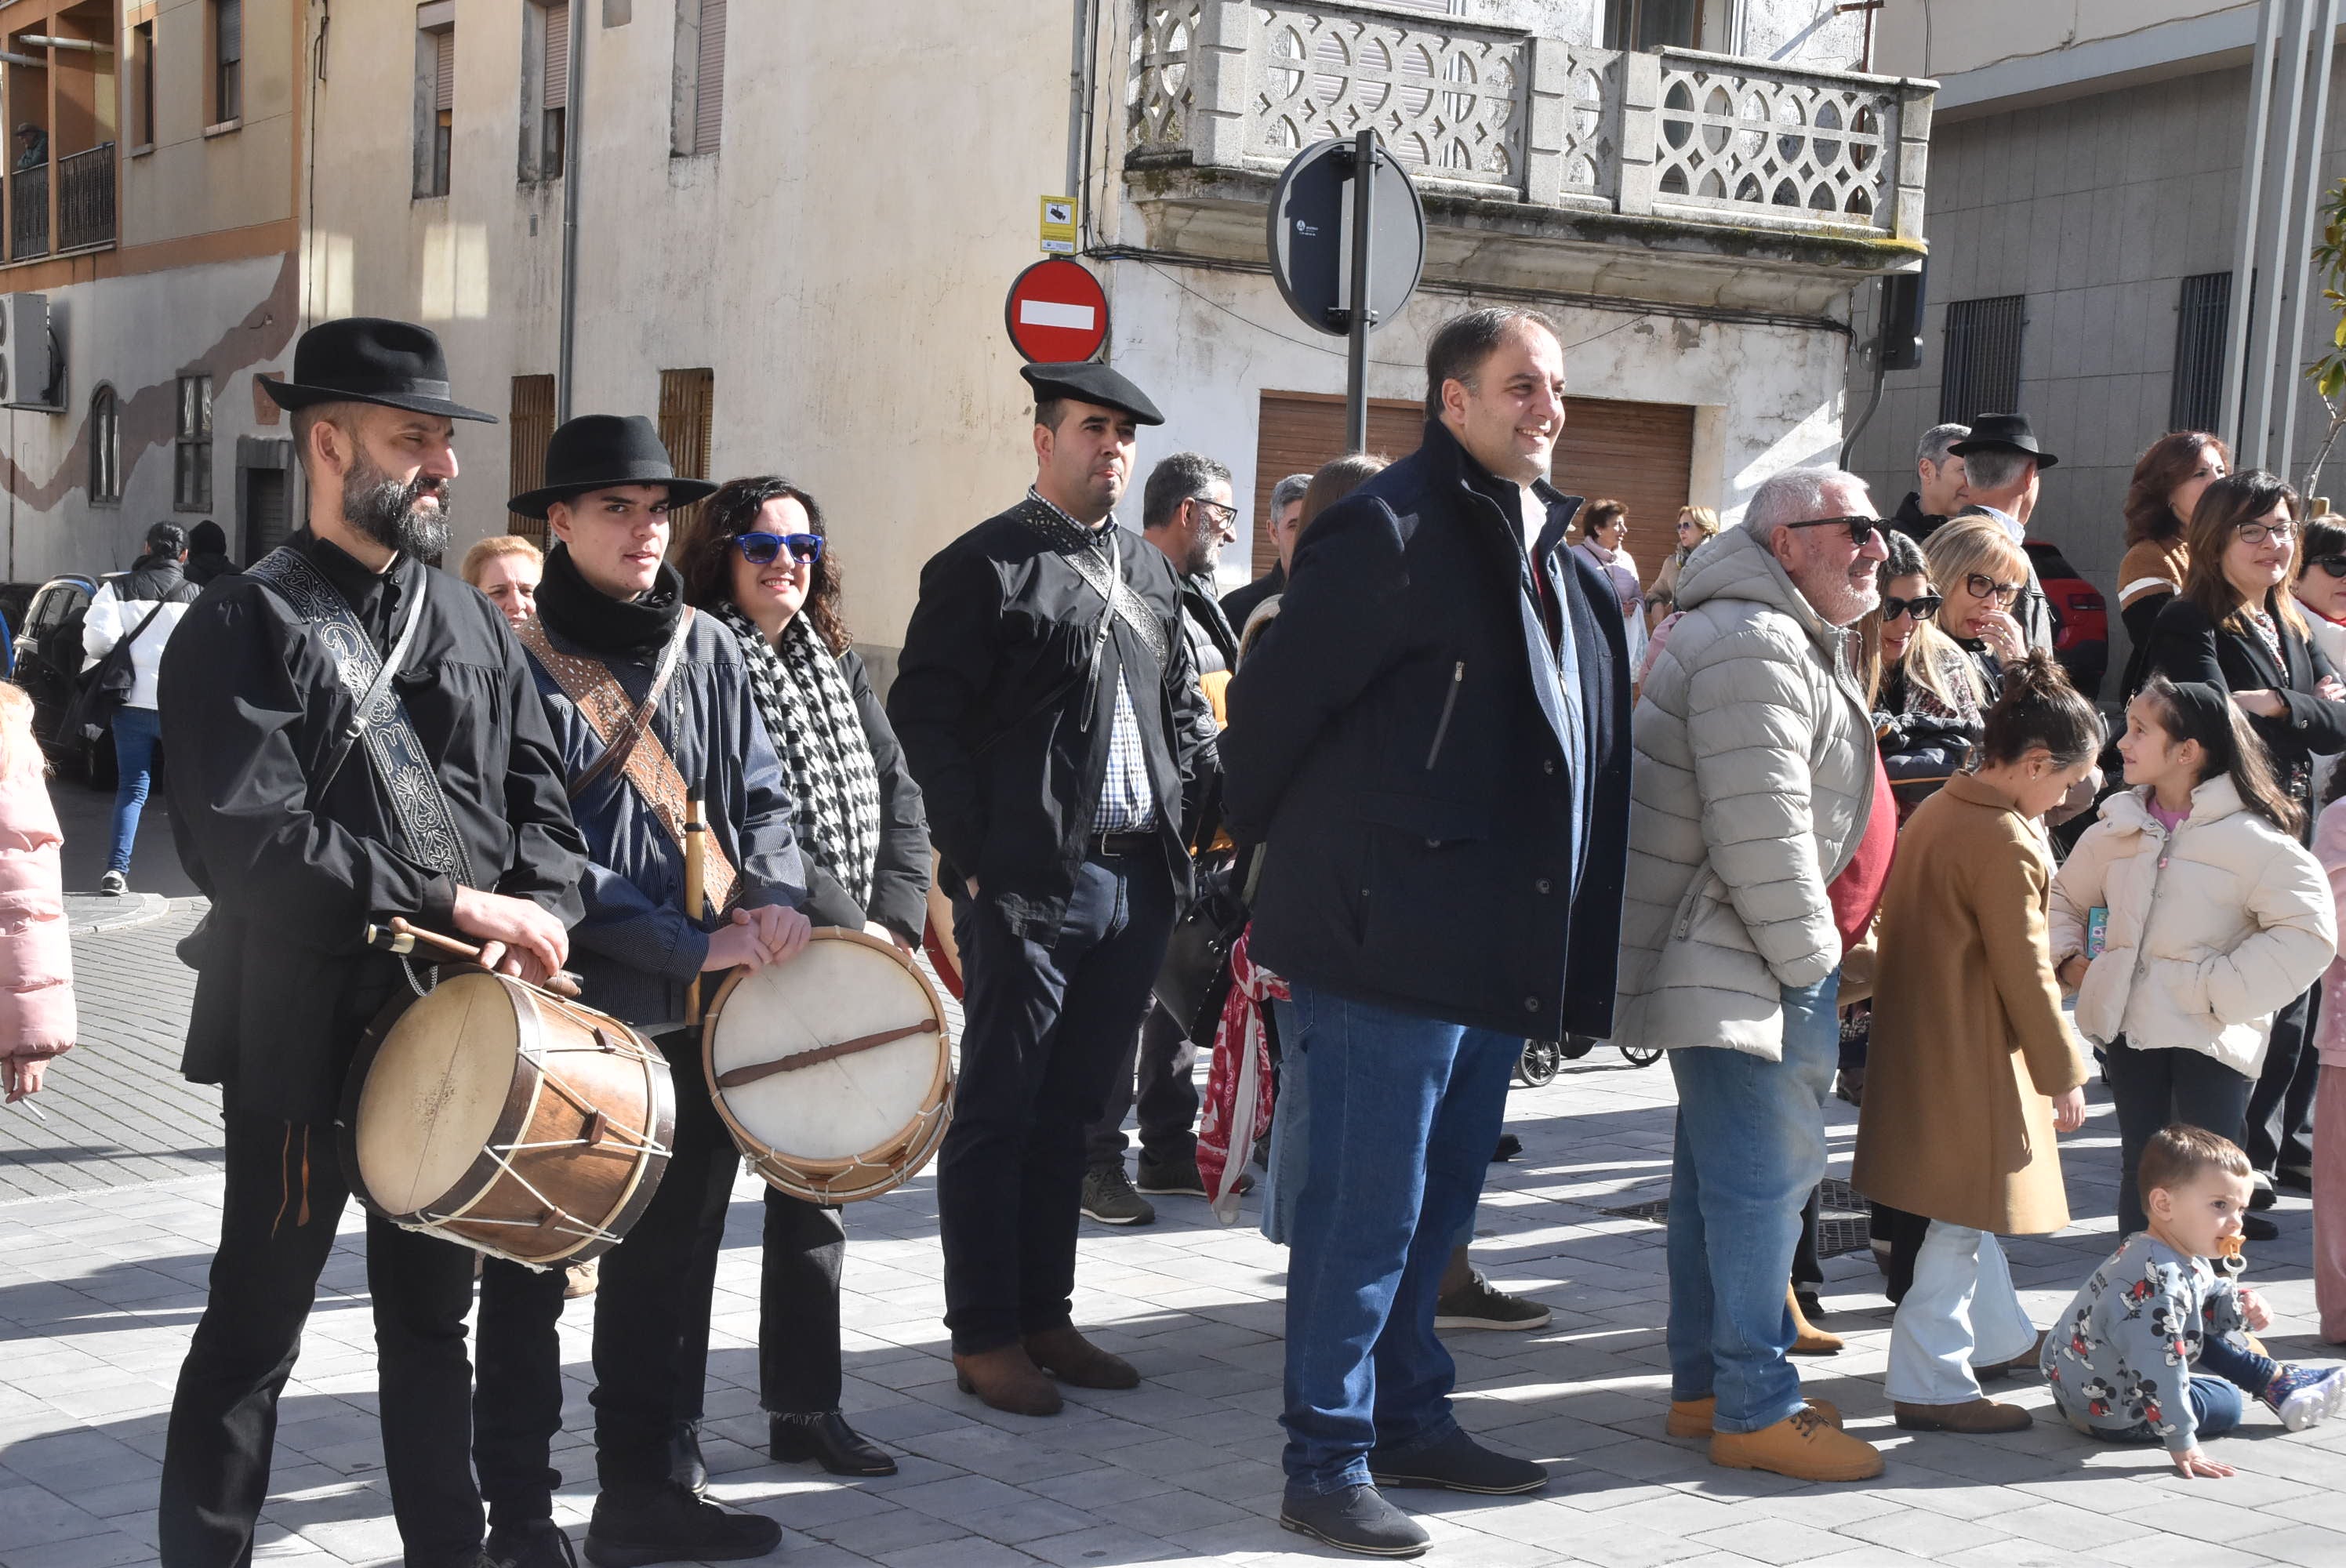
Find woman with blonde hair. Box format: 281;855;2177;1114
459;534;544;628
1646;504;1720;606
1923;515;2032;701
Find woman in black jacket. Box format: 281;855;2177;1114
2146;470;2346;825
672;476;931;1480
2145;469;2346;1229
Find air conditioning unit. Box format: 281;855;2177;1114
0;293;56;409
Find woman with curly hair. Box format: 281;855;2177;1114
670;475;932;1481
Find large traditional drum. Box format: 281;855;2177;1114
703;928;953;1204
342;970;674;1266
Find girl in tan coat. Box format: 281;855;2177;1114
1855;654;2097;1435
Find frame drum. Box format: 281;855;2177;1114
703;928;953;1204
343;970;674;1266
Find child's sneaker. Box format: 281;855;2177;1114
2261;1365;2346;1431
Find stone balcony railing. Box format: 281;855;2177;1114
1127;0;1934;247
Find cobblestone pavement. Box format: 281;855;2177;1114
6;906;2346;1565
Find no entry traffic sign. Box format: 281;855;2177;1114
1005;258;1109;363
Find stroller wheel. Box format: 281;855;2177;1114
1618;1043;1664;1069
1515;1040;1563;1087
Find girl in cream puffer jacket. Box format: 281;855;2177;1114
2051;677;2334;1236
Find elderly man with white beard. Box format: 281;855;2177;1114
1614;467;1897;1485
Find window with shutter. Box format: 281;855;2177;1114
694;0;726;155
657;368;716;539
542;2;569;177
509;376;558;543
435;31;455;112
1249;390;1695;577
213;0;244;125
417;13;455;198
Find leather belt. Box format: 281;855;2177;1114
1088;829;1157;859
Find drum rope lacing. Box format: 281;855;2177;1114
747;1097;951;1206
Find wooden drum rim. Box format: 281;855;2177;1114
701;926;954;1200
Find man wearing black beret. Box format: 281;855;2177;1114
888;361;1220;1415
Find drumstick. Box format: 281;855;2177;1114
685;793;708;1026
365;918;586;1000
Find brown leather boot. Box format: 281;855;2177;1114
1665;1394;1842;1439
1894;1398;2032;1433
1973;1328;2048;1380
1788;1283;1843;1356
1023;1324;1140;1389
953;1344;1062;1416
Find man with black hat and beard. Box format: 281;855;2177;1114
510;413;810;1566
156;318;590;1568
888;361;1220;1417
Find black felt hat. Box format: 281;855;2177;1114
1947;412;2059;469
258;317;495;423
507;415;719;519
1019;361;1164;426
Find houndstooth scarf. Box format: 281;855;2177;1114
714;603;883;913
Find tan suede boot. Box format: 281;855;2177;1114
1894;1398;2032;1433
1023;1324;1140;1389
1788;1283;1843;1356
953;1343;1063;1416
1711;1408;1884;1481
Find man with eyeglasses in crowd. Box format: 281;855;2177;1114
1615;468;1896;1484
1080;451;1245;1225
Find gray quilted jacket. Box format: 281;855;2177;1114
1611;526;1878;1058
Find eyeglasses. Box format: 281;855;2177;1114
1964;572;2025;605
2238;521;2297;546
2310;556;2346;579
1882;593;1942;623
735;532;823;567
1783;515;1882;546
1193;498;1237;528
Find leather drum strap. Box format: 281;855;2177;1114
517;612;740;913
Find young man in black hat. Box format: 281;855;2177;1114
156;318;590;1568
888;361;1220;1416
510;413;809;1566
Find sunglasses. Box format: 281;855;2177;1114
2310;556;2346;579
1783;515;1882;546
735;532;823;567
1964;572;2024;605
1883;593;1942;622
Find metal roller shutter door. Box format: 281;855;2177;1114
1251;390;1696;579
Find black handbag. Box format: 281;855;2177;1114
1153;846;1250;1045
60;587;169;745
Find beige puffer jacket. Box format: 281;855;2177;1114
1612;526;1879;1058
2050;778;2336;1076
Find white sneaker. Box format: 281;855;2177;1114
98;871;127;895
2264;1365;2346;1432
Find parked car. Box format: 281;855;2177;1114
2025;538;2108;701
13;573;113;786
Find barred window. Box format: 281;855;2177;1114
1939;296;2027;425
2170;272;2233;434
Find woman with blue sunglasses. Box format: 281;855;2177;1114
674;475;932;1482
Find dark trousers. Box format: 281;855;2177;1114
673;1186;848;1422
158;1110;490;1568
590;1026;741;1494
939;850;1177;1354
2246;985;2322;1175
473;1261;569;1529
2105;1033;2257;1237
1084;1000;1201;1169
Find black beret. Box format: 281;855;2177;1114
1019;361;1164;426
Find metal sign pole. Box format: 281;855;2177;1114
1345;129;1376;455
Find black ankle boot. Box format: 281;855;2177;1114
664;1422;706;1497
769;1410;897;1476
583;1483;780;1568
485;1519;577;1568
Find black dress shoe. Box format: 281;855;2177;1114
1367;1428;1547;1495
485;1519;578;1568
1279;1483;1429;1558
584;1483;780;1568
664;1422;706;1497
2243;1212;2281;1243
770;1410;897;1476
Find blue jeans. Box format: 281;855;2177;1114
108;705;162;877
1273;982;1521;1497
1665;970;1841;1434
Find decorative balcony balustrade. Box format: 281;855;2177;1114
9;164;47;262
57;143;116;253
1128;0;1930;243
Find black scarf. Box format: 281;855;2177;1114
535;542;685;659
